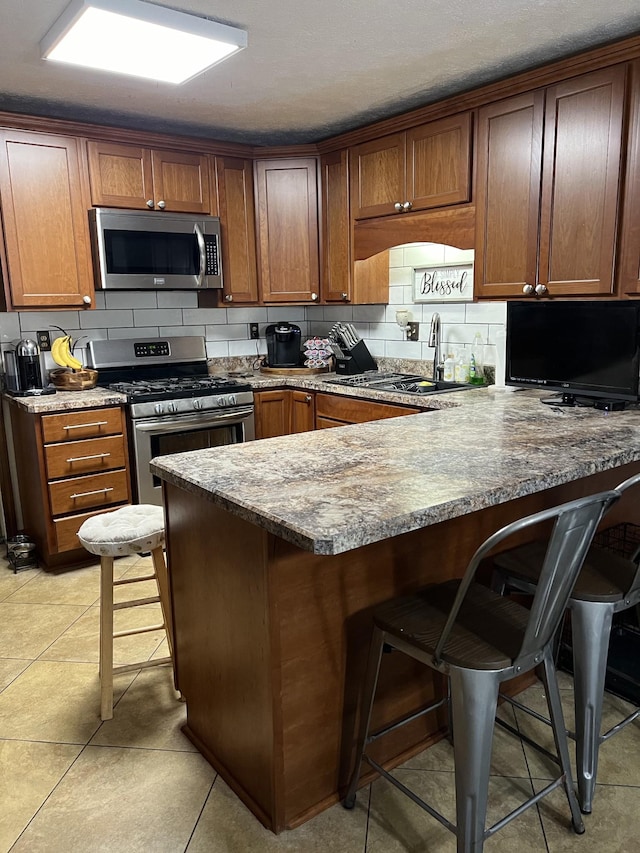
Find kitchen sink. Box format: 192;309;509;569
326;372;482;396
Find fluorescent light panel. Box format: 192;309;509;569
40;0;247;84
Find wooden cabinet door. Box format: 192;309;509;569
474;91;544;299
215;156;258;303
538;66;626;296
87;140;154;209
151;149;212;214
290;391;315;433
618;61;640;295
350;133;405;220
254;390;290;439
406;112;472;211
255;158;320;303
321;150;351;303
0;129;94;309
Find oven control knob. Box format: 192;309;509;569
154;403;164;415
193;399;203;410
167;402;177;413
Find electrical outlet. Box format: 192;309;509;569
249;323;260;340
406;322;420;342
37;330;51;351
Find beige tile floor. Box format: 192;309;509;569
1;554;640;852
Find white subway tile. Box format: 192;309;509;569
388;247;404;267
92;292;106;310
183;308;227;325
206;340;229;357
133;309;179;327
206;323;246;341
389;266;413;287
19;311;81;333
157;291;198;308
386;339;421;359
0;313;21;343
105;291;157;309
229;339;265;357
266;307;306;323
79;310;133;329
159;326;206;338
367;339;385;358
322;305;353;322
226;306;268;323
108;326;158;339
388;286;406;305
443;247;475;263
464;301;507;324
404;243;445;267
352;305;385;323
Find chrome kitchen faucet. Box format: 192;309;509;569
429;312;444;381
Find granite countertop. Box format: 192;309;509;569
151;390;640;555
4;387;127;413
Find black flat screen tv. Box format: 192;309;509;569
506;300;640;408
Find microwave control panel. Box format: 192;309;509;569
204;235;219;276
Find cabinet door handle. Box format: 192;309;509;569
82;295;92;305
311;292;319;302
341;292;350;301
224;294;233;302
146;200;154;208
535;283;548;295
402;201;413;211
66;452;111;463
522;284;535;295
305;395;312;404
157;200;166;210
69;487;114;500
394;202;403;212
63;421;108;430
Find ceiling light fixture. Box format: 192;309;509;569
40;0;247;84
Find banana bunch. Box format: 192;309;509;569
52;334;83;370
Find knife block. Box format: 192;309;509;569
335;340;377;375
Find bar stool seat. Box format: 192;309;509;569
78;504;174;721
344;489;620;853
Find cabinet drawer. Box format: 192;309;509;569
54;505;129;553
315;393;420;424
49;469;129;516
41;407;123;443
315;416;345;429
44;434;126;479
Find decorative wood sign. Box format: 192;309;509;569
413;262;473;303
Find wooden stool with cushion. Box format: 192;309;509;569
78;504;174;721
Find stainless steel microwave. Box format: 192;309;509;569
89;208;223;290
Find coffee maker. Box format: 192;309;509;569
265;322;302;368
4;339;55;396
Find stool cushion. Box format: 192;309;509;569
78;505;165;557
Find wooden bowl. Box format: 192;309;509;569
49;368;99;390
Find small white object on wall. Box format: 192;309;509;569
413;262;473;303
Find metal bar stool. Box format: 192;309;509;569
78;504;174;721
492;471;640;815
344;489;619;853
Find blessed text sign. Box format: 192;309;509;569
413;262;473;303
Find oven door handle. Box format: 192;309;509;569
195;224;206;287
133;407;254;435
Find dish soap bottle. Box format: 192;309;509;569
443;352;456;382
455;349;470;383
469;333;485;385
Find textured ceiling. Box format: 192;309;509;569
0;0;639;145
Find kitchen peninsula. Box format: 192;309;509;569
151;390;640;833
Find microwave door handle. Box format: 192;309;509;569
194;224;206;287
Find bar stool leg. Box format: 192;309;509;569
449;666;499;853
570;599;614;814
344;627;386;809
99;555;114;721
151;546;173;658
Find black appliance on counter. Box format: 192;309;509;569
4;339;55;397
265;322;302;368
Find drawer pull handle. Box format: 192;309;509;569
70;487;114;500
66;452;111;463
63;421;109;430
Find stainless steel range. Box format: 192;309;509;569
87;336;254;506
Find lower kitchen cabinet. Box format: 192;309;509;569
254;390;290;439
314;393;420;427
7;403;131;569
290;390;315;433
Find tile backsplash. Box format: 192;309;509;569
0;244;506;372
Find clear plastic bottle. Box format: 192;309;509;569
469;332;485;385
455;349;470;383
443;352;456;382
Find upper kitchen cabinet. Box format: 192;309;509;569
617;61;640;296
215;156;259;304
87;140;212;214
321;150;389;304
255;158;320;303
0;129;94;309
475;65;626;299
349;113;472;220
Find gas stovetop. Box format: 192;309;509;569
108;375;250;403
